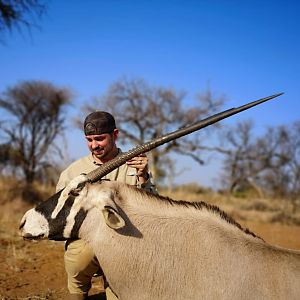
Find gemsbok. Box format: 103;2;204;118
20;93;300;299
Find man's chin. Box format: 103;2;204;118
93;152;104;159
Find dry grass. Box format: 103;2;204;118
160;184;300;226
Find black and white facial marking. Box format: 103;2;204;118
20;175;89;241
19;190;62;240
20;176;130;242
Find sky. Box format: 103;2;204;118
0;0;299;187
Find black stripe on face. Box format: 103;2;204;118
35;190;76;241
49;196;76;240
35;190;62;219
70;208;88;239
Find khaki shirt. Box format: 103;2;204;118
56;152;157;193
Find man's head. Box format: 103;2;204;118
84;111;119;163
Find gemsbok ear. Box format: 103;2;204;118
102;206;125;229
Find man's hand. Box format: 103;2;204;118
126;154;149;183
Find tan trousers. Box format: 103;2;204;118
64;239;118;299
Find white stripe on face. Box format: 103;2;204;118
52;174;88;219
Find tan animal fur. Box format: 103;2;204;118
75;181;300;300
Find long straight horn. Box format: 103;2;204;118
86;92;283;182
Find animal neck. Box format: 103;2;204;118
120;187;259;242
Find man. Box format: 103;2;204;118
56;111;157;300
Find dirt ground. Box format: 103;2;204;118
1;196;300;300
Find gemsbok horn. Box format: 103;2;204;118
85;92;283;183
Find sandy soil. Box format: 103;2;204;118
1;198;299;300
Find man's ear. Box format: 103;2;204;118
102;206;125;229
112;128;119;141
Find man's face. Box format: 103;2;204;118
85;129;119;162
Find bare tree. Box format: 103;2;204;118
219;121;278;196
79;77;225;181
0;80;72;183
288;121;300;199
0;0;46;40
218;120;261;195
259;123;300;200
219;120;300;202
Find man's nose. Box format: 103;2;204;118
91;140;99;149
